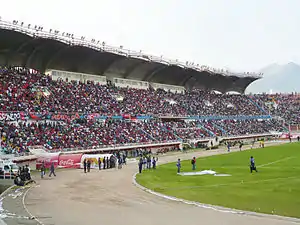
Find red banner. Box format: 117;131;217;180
122;114;131;119
58;154;82;169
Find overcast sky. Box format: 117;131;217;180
1;0;299;72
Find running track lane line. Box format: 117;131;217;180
132;173;300;224
0;185;15;225
22;185;44;225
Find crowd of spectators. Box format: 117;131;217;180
174;90;264;116
251;94;300;125
0;120;179;153
1;67;299;122
0;68;50;112
164;121;211;140
163;119;285;140
202;121;224;136
0;67;267;116
109;87;188;116
0;118;285;153
213;119;286;136
0;67;297;153
138;120;177;141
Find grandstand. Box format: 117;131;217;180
0;19;298;156
0;19;262;93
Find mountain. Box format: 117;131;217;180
246;62;300;94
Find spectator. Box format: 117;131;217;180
49;162;56;177
0;67;294;155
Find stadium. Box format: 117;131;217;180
0;18;299;225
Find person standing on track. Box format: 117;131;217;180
123;154;127;165
25;165;31;180
239;141;243;151
103;157;106;169
143;156;147;170
83;159;87;173
118;157;122;169
49;162;56;177
147;156;151;169
98;157;101;170
251;139;255;149
106;157;111;169
261;140;265;148
138;157;143;173
40;161;45;179
87;160;91;172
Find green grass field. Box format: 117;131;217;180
136;143;300;218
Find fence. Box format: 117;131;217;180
290;124;300;131
50;140;182;154
0;172;15;180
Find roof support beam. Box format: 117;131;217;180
143;64;167;81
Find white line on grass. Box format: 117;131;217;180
218;156;296;169
152;157;298;191
257;156;296;168
133;173;300;223
155;176;300;191
219;166;300;169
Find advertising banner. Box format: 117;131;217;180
80;154;116;169
280;133;300;139
29;112;108;122
0;111;28;121
58;154;83;169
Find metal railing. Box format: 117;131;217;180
0;172;15;180
186;132;278;143
49;140;181;153
0;152;33;158
1;131;284;157
0;18;262;79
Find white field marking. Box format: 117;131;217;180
132;173;300;223
219;166;300;169
145;157;298;191
151;176;300;191
132;173;244;215
217;156;297;170
22;185;44;225
257;156;296;168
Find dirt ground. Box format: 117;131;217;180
25;142;300;225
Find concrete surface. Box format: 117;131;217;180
23;142;300;225
1;186;38;225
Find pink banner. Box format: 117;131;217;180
280;133;300;139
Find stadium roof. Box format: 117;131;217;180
0;19;262;93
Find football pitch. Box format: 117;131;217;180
136;143;300;218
